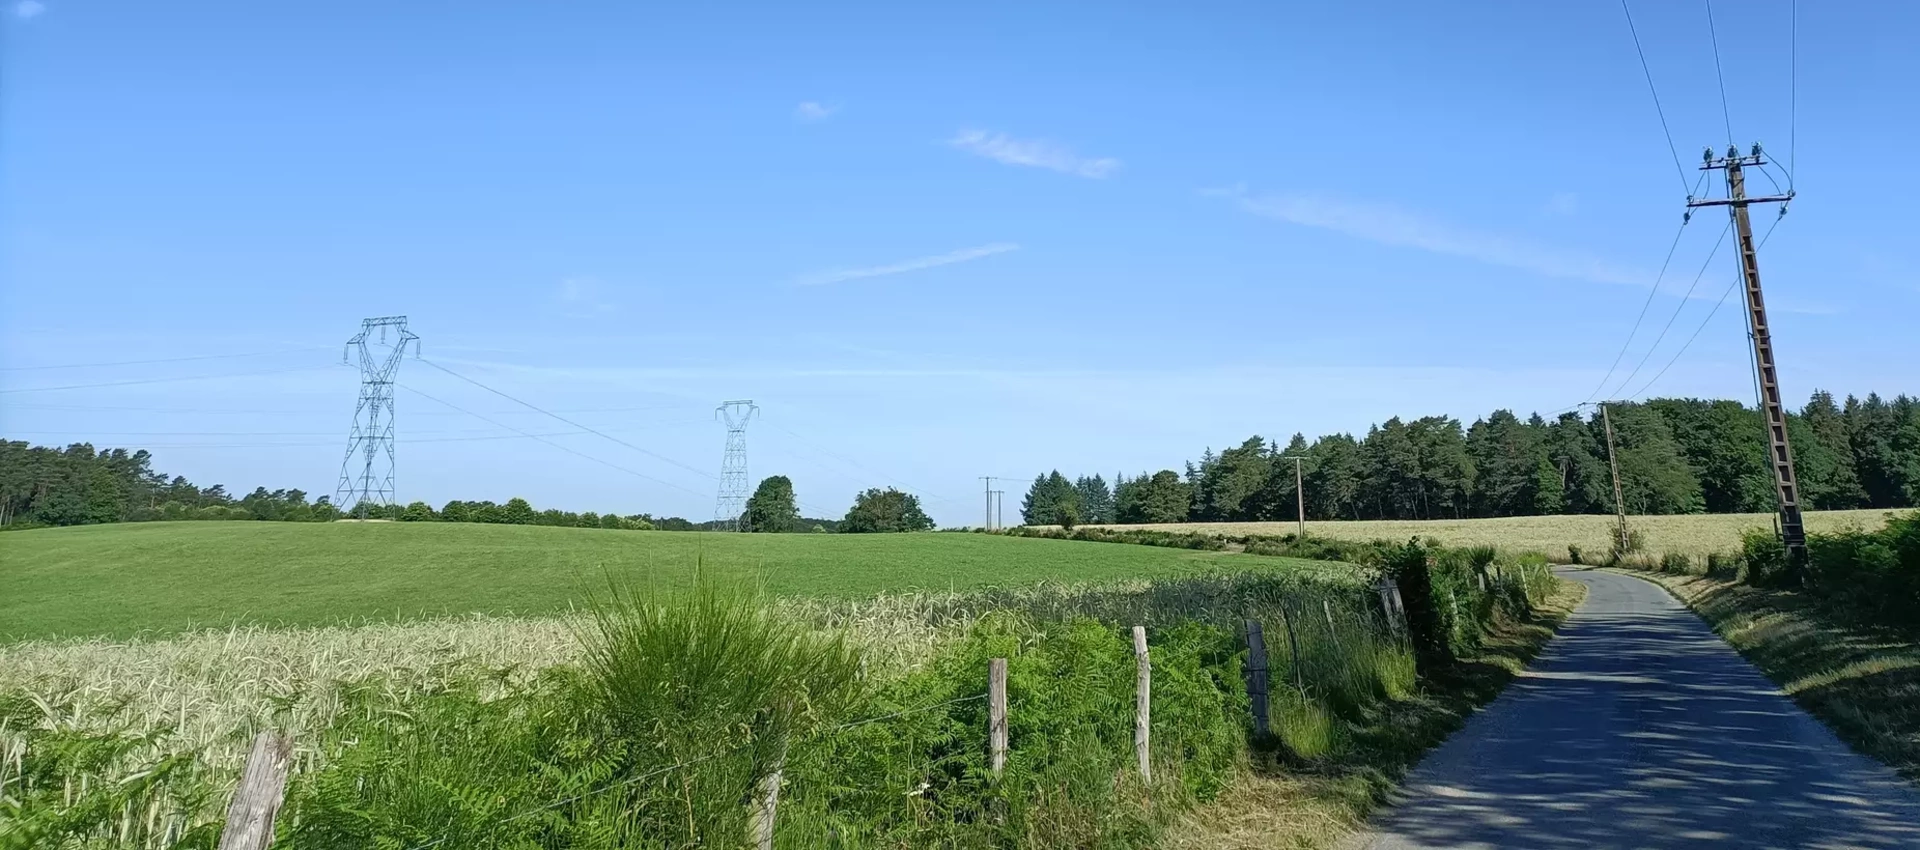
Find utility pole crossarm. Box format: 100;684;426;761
1685;195;1793;208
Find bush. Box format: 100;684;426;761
1001;526;1228;552
1659;552;1693;575
1705;550;1741;580
1801;511;1920;626
1383;540;1450;675
1740;528;1794;588
1565;543;1585;565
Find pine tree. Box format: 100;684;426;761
1072;475;1114;524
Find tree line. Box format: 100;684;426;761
1020;391;1920;526
0;440;932;534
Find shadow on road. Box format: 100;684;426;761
1360;568;1920;849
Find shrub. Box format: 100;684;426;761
1801;511;1920;626
1566;543;1585;565
1705;550;1741;580
1660;552;1693;575
1740;528;1793;588
1383;539;1450;675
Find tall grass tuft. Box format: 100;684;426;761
578;581;864;837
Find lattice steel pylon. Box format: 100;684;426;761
335;316;420;517
713;400;759;531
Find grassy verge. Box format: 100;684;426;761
1626;569;1920;782
1168;576;1587;848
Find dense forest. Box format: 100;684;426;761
1021;391;1920;526
0;440;844;532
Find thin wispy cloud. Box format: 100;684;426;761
14;1;45;19
949;130;1119;179
794;101;837;122
1544;192;1579;216
794;242;1019;286
1205;185;1647;288
557;277;617;316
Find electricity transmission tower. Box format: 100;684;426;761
1687;144;1805;561
336;316;420;517
714;400;759;531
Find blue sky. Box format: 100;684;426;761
3;0;1916;525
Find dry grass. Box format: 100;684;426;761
1097;509;1896;564
1166;577;1589;849
0;571;1376;775
1627;570;1920;782
0;597;970;774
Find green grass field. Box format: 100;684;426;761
0;521;1334;640
1095;508;1898;563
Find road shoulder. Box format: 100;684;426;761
1166;577;1588;849
1621;567;1920;785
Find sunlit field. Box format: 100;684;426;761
1092;508;1897;563
0;520;1336;640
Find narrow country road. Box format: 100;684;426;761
1354;568;1920;849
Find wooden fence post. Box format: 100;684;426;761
1244;620;1270;738
749;760;782;850
988;658;1008;777
1132;626;1150;783
1374;577;1400;633
217;731;291;850
1322;599;1343;653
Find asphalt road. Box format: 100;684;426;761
1354;567;1920;849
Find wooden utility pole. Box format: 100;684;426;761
1282;455;1306;537
979;477;998;530
1600;402;1630;553
1688;144;1806;561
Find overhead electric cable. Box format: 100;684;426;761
1583;219;1693;403
398;382;710;498
417;359;715;481
1619;0;1693;195
1605;220;1734;399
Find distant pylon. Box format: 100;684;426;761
714;400;759;531
336;316;420;517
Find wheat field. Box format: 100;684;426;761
1092;508;1899;563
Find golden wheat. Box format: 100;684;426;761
1094;508;1897;563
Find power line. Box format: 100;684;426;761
0;364;344;395
0;347;331;372
398;383;711;498
1619;0;1693;194
1705;0;1736;146
1788;0;1797;187
1605;219;1733;399
770;424;965;507
417;359;715;481
1583;218;1692;403
1626;213;1787;400
3;402;689;417
61;431;647;450
3;422;705;441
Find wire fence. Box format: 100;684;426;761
396;692;996;850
